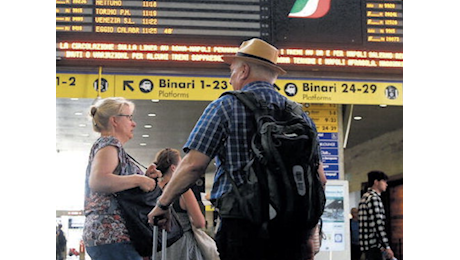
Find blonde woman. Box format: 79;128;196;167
83;97;161;260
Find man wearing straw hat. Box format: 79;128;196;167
148;38;326;260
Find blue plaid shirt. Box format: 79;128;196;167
183;81;319;200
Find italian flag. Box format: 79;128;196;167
288;0;332;18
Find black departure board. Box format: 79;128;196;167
272;0;402;50
365;0;403;44
56;0;403;73
56;0;266;38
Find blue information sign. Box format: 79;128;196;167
319;132;340;179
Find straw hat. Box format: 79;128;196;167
222;38;286;75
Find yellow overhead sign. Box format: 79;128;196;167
56;73;402;105
276;79;402;105
303;104;338;133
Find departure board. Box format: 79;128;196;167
272;0;402;49
56;0;265;38
56;0;403;73
366;0;403;44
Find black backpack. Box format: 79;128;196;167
219;90;326;233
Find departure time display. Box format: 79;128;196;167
56;0;265;38
56;0;403;72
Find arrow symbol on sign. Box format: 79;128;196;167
123;80;134;91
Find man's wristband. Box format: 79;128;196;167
157;201;171;210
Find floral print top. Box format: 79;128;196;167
83;136;144;247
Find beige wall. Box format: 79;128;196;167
344;128;403;192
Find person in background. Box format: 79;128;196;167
56;224;67;260
83;97;161;260
309;173;327;258
147;38;326;260
350;207;361;260
153;148;206;260
359;171;394;260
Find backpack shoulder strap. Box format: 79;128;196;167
222;91;302;116
220;90;270;118
220;90;260;112
286;99;304;116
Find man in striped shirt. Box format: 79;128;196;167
359;171;394;260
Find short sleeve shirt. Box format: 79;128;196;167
183;81;320;200
82;136;144;247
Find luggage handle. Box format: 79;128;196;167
152;217;167;260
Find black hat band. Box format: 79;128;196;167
236;52;276;65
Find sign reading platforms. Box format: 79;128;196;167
58;72;394;180
56;73;403;105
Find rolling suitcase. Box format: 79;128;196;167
152;218;167;260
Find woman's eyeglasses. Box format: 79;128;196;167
116;114;134;121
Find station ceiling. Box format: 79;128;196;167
56;98;403;175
